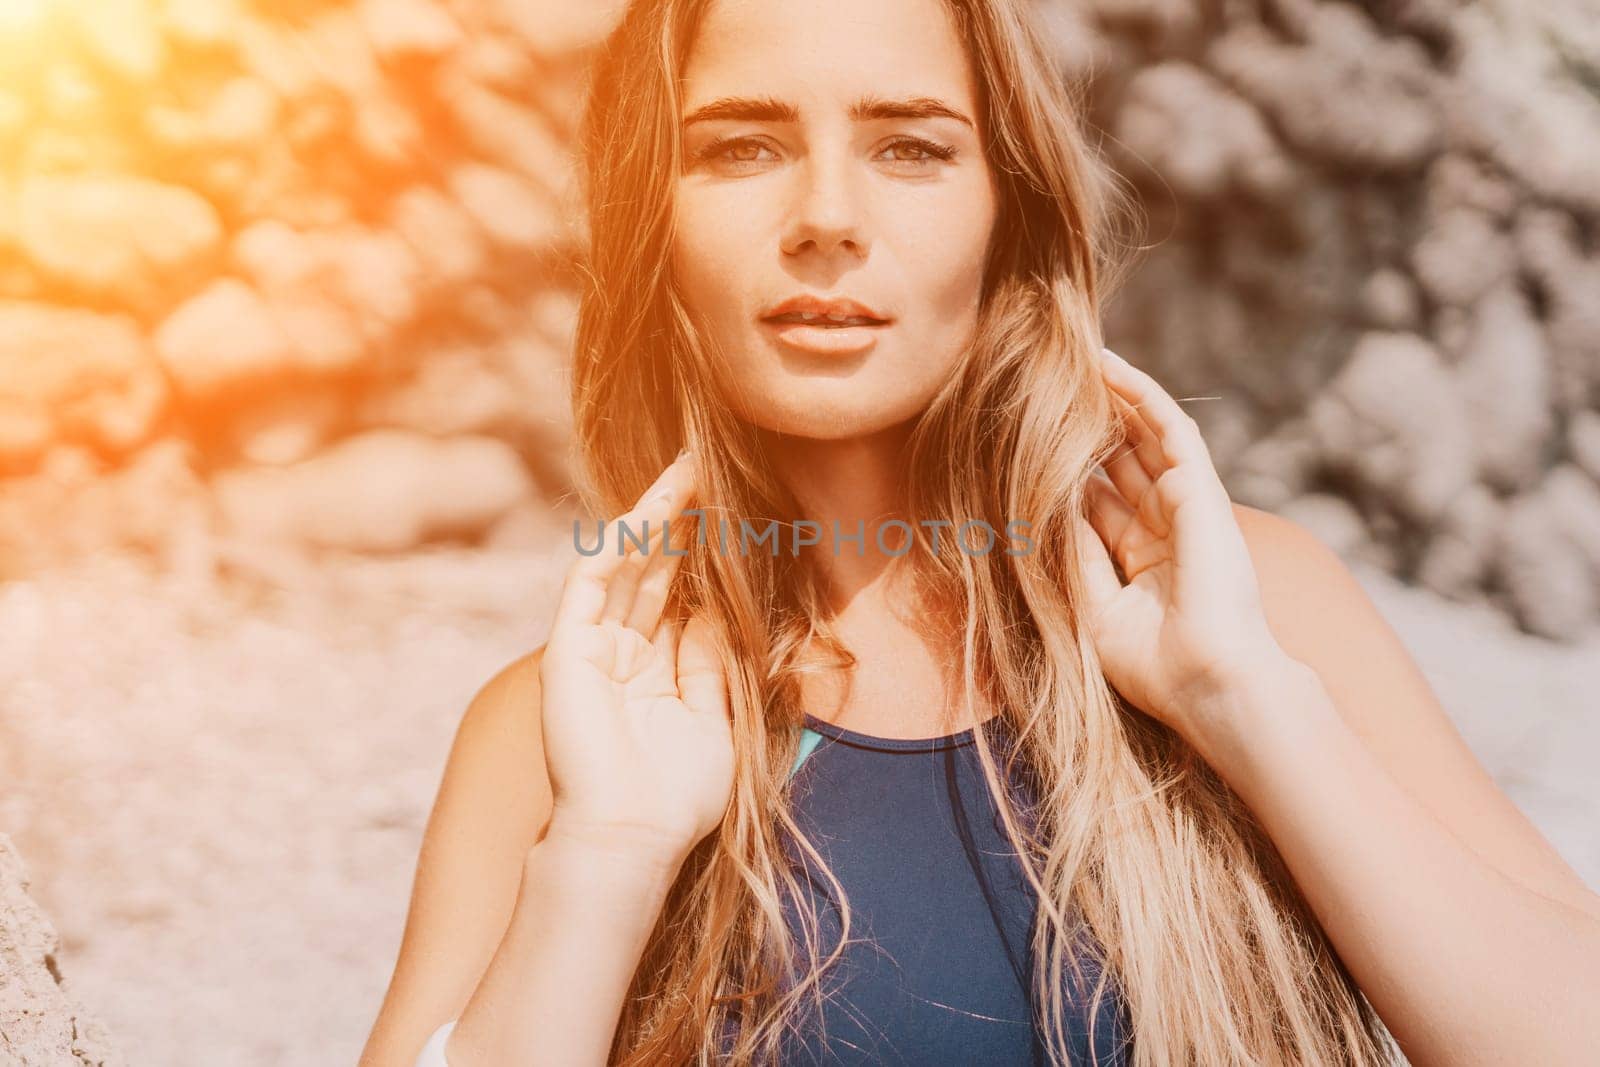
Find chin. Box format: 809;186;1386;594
748;392;928;441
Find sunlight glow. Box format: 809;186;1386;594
0;0;49;33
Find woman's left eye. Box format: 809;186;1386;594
879;137;957;163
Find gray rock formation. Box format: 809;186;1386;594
0;835;122;1066
1085;0;1600;639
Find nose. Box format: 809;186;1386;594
779;143;868;262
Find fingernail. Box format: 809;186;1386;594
1100;347;1121;362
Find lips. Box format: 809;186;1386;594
758;294;890;325
759;316;889;355
764;311;882;327
757;295;891;355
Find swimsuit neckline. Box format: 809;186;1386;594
799;710;1003;752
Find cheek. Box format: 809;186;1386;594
669;239;719;319
890;192;993;325
670;189;753;319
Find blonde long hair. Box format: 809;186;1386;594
569;0;1400;1063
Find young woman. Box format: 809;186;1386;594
360;0;1600;1063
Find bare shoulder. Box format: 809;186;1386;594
1229;502;1347;654
425;644;554;858
358;645;554;1067
452;646;550;778
1228;500;1409;693
1229;501;1316;572
1230;497;1474;756
1230;502;1600;922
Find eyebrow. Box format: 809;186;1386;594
681;93;975;131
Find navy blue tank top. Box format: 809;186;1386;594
718;711;1133;1064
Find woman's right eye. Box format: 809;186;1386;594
694;136;776;168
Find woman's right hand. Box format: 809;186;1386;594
537;450;735;871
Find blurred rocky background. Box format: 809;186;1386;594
0;0;1595;1064
1080;0;1600;640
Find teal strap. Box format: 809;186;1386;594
790;726;824;779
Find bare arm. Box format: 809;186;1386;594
1234;503;1600;925
1080;348;1600;1065
357;650;554;1066
362;449;729;1065
1194;654;1600;1067
1210;508;1600;1065
445;821;687;1065
358;648;694;1066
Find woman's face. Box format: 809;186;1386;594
671;0;998;441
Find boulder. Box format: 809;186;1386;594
214;430;534;553
1456;286;1553;492
0;833;124;1066
16;176;222;309
0;303;166;465
1495;467;1600;640
1309;332;1475;525
1115;62;1292;200
1208;7;1440;173
154;280;296;401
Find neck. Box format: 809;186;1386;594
760;420;920;612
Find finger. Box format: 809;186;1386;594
1099;348;1213;476
600;519;658;624
552;532;623;633
650;614;683;665
1104;379;1167;489
1151;462;1237;588
676;616;731;720
626;512;693;635
1085;469;1139;558
1135;473;1172;539
1087;470;1168;579
1074;505;1124;621
642;616;683;692
618;453;695;559
551;453;692;632
605;460;698;626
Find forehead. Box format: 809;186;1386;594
680;0;976;113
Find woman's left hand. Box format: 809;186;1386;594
1076;346;1288;746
